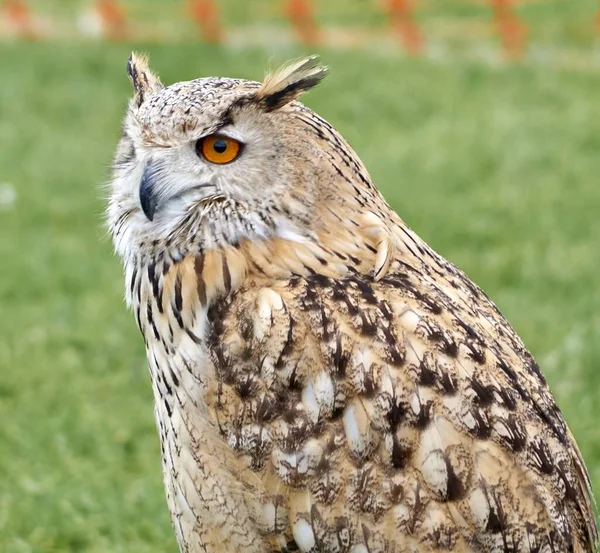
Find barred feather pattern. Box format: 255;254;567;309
110;56;598;553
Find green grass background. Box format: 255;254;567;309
1;35;600;553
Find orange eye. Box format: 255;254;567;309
197;135;242;164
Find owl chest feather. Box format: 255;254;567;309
131;250;269;553
127;239;596;553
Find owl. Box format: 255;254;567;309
107;53;598;553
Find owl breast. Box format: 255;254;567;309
134;244;595;553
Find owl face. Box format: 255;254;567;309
108;55;330;262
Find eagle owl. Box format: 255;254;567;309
108;54;597;553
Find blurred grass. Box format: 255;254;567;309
1;41;600;552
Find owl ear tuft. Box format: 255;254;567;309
127;53;163;107
255;55;328;112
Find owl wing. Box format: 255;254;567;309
205;261;597;553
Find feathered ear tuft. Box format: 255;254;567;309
255;55;328;112
126;52;163;108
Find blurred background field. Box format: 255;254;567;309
3;0;600;61
1;2;600;552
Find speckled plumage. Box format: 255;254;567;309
108;54;598;553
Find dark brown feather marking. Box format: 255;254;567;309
194;255;207;306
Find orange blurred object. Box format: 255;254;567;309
2;0;36;38
187;0;222;43
96;0;127;40
490;0;526;59
286;0;320;45
385;0;425;56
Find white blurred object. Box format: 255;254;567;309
0;183;16;209
77;7;104;38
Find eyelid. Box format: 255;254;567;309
207;125;246;143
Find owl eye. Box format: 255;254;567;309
197;135;242;164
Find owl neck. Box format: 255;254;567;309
126;233;365;333
126;199;431;352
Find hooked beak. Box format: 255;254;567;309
139;160;219;221
139;162;160;221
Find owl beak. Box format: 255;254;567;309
139;163;159;221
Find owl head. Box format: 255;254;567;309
109;55;338;256
108;53;400;285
